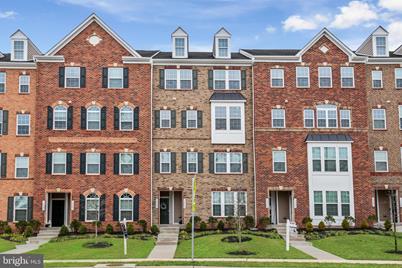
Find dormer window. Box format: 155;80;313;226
171;27;188;58
375;36;386;56
214;28;231;59
174;38;185;57
12;40;26;61
218;38;229;58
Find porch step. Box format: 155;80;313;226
156;226;179;246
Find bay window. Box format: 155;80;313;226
312;146;349;173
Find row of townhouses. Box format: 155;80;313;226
0;14;401;229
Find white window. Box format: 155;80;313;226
186;110;197;129
311;146;349;173
372;109;386;130
372;70;383;88
86;153;100;175
270;69;284;88
374;150;388;172
160;110;171;128
340;67;354;88
0;110;3;135
217;38;229;58
324;147;337;172
399;105;402;130
318;67;332;88
13;40;25;60
339;147;349;172
215;107;227;130
340;110;351;128
120;153;133;175
341;191;350;216
87;106;101;130
14;196;28;221
229;106;241;130
19;75;30;93
296;66;309;88
65;67;80;88
317;105;337;128
326;191;338;216
160;152;171;173
212;191;246;217
375;36;387;56
214;106;242;131
15;156;29;178
395;68;402;88
165;69;192;89
120;106;133;131
174;37;185;57
108;68;123;88
120;193;133;221
0;72;6;93
213;70;240;90
85;193;99;221
304;109;314;128
314;191;349;217
16;114;30;135
271;108;285;128
187;152;198;173
313;191;323;216
52;153;66;175
214;152;242;174
273;151;286;173
312;147;322;172
53;106;67;130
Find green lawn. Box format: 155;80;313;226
0;238;19;252
312;234;402;260
30;236;155;259
175;234;312;259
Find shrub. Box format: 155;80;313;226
360;220;369;230
367;215;377;227
193;216;201;225
4;225;12;234
179;230;190;240
28;220;41;233
217;220;225;231
384;220;392;231
70;219;81;234
15;221;28;234
138;220;147;233
185;222;192;233
341;218;350;230
105;224;114;234
318;221;326;231
78;225;87;234
127;223;135;235
306;222;313;233
302;216;312;226
199;221;207;231
324;215;335;227
150;225;159;235
23;226;33;237
225;216;236;229
243;216;255;229
258;216;270;230
208;217;217;229
59;225;69;236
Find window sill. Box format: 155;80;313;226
18;92;30;95
119;173;134;176
372;88;383;90
52;173;67;176
373;129;387;131
341;87;355;89
16;135;31;137
164;88;193;91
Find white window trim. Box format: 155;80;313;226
52;152;67;175
311;146;351;174
85;194;100;222
270;68;284;88
108;67;123;89
395;68;402;89
399;105;402;130
16;114;30;136
186;110;198;129
213;70;241;90
86;153;100;175
164;69;193;90
186;152;198;174
400;147;402;171
13;196;28;222
271;109;286;128
160;110;172;129
160;152;171;174
172;37;188;58
18;75;30;93
304;109;315;128
87;106;101;131
372;109;387;130
373;35;388;57
11;39;28;61
119;194;134;222
119;106;134;131
317;106;338;128
340;67;355;88
53;106;68;131
372;70;383;89
296;66;310;88
0;72;6;93
215;38;230;59
15;156;29;179
119;153;134;175
64;67;80;89
318;67;333;88
340;109;351;129
374;150;389;172
211;191;247;217
214;152;242;174
272;150;287;173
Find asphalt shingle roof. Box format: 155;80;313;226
153;52;249;59
242;49;300;56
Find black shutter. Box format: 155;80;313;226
45;153;52;174
208;70;214;89
47;107;53;130
123;68;129;88
27;197;33;221
171;152;176;173
101;107;107;130
79;194;85;221
114;107;120;130
113;194;119;221
102;67;108;88
181;152;187;173
113;153;120;175
192;70;198;89
100;153;106;174
133;194;139;221
80;153;86;174
133;153;139;174
59;67;65;87
242;153;248;173
80;107;87;130
7;197;14;222
66;153;73;174
99;194;106;221
197;111;203;128
209;153;215;174
171;110;176;128
80;67;86;88
159;69;165;89
2;110;8;135
154;110;160;128
154;152;160;173
198;152;203;173
1;153;6;178
67;106;73;130
241;70;247;90
181;111;187;128
133;107;139;130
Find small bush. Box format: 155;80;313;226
384;220;392;231
360;219;369;229
367;215;377;227
59;225;69;236
15;221;28;234
0;221;8;233
221;236;252;243
225;216;236;229
28;220;41;233
318;221;326;231
302;216;312;226
193;216;201;225
199;221;207;231
138;220;147;233
105;224;114;234
341;218;350;230
208;217;218;229
78;225;87;234
83;241;112;248
324;215;335;227
4;225;12;234
243;215;255;229
23;226;33;237
150;224;159;235
258;216;270;230
185;222;192;233
179;230;190;240
217;220;225;231
70;219;81;234
306;222;313;233
127;223;135;235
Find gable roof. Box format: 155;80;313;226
0;51;3;58
393;44;402;56
356;26;388;56
46;13;141;57
10;29;42;56
215;27;231;37
241;49;300;56
172;27;188;37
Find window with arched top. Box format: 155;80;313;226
316;104;337;128
85;193;99;221
53;105;67;130
120;193;133;221
120;106;133;130
87;106;100;130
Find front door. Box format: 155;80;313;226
277;191;291;224
51;200;65;227
160;198;169;224
377;190;391;222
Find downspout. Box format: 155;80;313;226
150;60;154;226
251;62;257;225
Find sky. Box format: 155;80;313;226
1;0;402;53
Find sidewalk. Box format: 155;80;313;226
290;240;344;260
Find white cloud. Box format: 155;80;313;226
282;15;323;32
0;11;17;19
330;1;378;29
265;25;276;33
379;0;402;12
388;21;402;50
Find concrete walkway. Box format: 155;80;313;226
290;240;344;260
147;244;178;259
147;226;179;259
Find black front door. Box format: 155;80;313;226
52;200;65;227
160;198;169;224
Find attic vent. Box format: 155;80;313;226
87;33;102;46
319;45;329;54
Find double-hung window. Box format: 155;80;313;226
14;196;28;221
296;66;309;88
0;72;6;93
187;152;198;173
120;153;134;175
120;193;133;221
165;69;192;89
326;191;338;216
108;68;123;88
317;105;337;128
160;110;171;128
87;106;101;130
324;147;336;172
372;70;383;88
372;109;386;129
215;152;242;173
174;38;185;57
270;69;284;87
217;38;229;58
399;105;402;130
86;153;100;175
272;108;285;128
312;146;349;173
340;109;351;128
52;153;66;175
341;191;350;216
213;70;240;90
395;68;402;88
375;36;387;56
304;109;314;128
374;150;388;172
160;152;171;173
13;41;25;60
272;150;286;173
340;67;354;88
15;156;29;178
85;193;99;221
312;147;322;172
19;75;30;93
339;147;349;172
212;191;246;217
215;107;227;130
16;114;30;135
313;191;323;216
65;67;80;88
214;106;242;131
120;106;133;130
53;106;67;130
318;67;332;88
0;110;3;134
186;110;197;128
229;107;241;130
